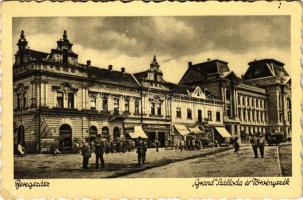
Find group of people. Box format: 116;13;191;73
81;135;147;169
232;133;266;158
249;133;266;158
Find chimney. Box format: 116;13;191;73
188;62;192;67
121;67;125;73
108;65;113;71
87;60;91;67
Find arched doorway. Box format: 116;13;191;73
59;124;72;152
89;126;98;142
102;127;110;141
17;125;25;145
113;127;120;141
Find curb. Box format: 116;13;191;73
106;147;233;178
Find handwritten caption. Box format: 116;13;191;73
192;178;290;189
15;179;50;190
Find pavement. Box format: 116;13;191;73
14;147;232;179
14;144;286;178
123;145;282;178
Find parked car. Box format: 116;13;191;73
265;132;284;145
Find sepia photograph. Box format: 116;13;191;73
12;16;293;179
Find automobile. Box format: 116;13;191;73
265;132;284;146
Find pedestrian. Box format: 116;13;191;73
81;138;91;169
94;134;105;169
180;139;184;151
234;137;240;155
17;143;25;156
136;137;147;166
249;133;258;158
155;139;159;152
258;133;265;158
192;138;196;150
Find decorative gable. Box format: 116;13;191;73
191;86;206;99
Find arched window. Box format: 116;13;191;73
89;126;98;141
17;125;25;145
102;127;110;140
59;124;72;151
113;127;120;141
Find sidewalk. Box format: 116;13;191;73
15;147;232;179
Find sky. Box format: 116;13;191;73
13;16;290;83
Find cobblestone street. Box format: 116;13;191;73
14;147;232;179
14;144;289;178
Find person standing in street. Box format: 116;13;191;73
233;137;240;155
94;134;105;169
155;139;159;152
180;139;184;151
258;133;265;158
136;137;147;166
81;138;91;169
249;133;258;158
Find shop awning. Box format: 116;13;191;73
174;124;190;136
215;127;232;138
129;126;148;139
188;126;203;134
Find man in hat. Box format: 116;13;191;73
81;138;91;169
94;134;105;169
249;133;259;158
258;133;265;158
136;137;147;165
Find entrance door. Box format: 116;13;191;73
158;132;166;147
59;124;72;152
148;132;156;147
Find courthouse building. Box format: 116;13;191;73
13;31;226;153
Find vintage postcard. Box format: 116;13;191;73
1;1;302;198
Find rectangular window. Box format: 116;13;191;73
256;111;259;122
90;96;96;110
256;99;259;107
247;98;250;106
68;93;74;109
248;110;251;121
151;102;155;115
243;109;246;121
16;93;21;109
208;111;212;121
198;109;202;123
227;105;231;117
57;92;64;108
135;99;140;114
216;111;220;122
157;103;162;116
238;108;241;119
102;96;108;111
252;98;254;107
23;93;27;109
238;95;241;105
242;96;245;105
252;110;255;122
176;107;181;118
113;97;119;111
124;98;130;112
187;108;192;119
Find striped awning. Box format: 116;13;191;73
174;124;190;136
129;126;148;139
215;127;232;138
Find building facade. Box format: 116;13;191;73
13;31;225;153
179;58;291;140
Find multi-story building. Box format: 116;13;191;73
179;58;291;140
13;30;226;153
